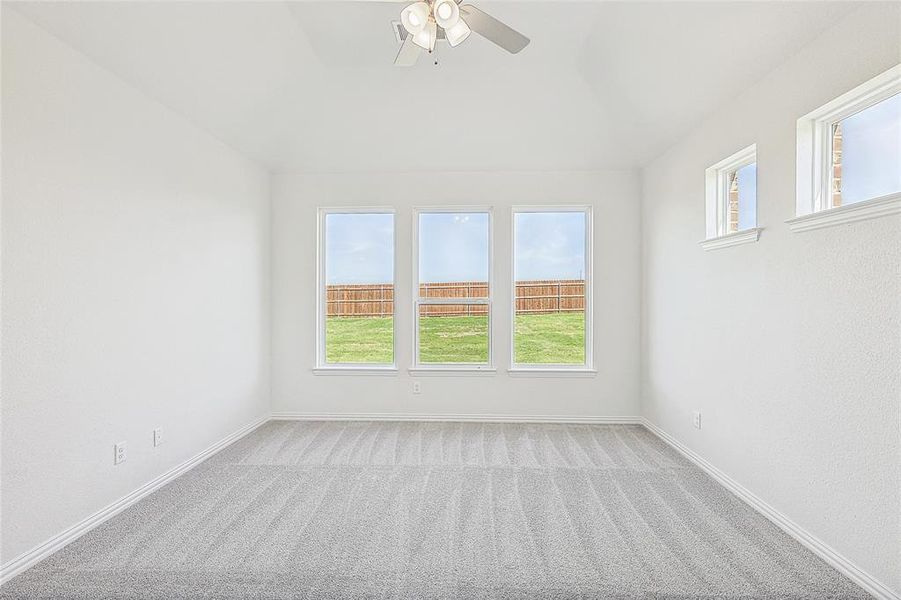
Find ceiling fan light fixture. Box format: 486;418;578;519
411;19;437;52
394;0;530;65
433;0;459;28
444;18;471;47
401;2;431;35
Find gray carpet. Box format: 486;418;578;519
1;421;869;599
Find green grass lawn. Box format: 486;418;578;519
419;315;489;363
325;316;395;364
514;312;585;364
325;312;584;364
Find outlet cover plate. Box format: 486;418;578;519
114;441;127;465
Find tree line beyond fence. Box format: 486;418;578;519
326;280;585;317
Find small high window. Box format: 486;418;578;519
792;65;900;232
702;144;760;250
829;93;900;207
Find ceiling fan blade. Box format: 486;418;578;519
459;4;529;54
394;35;421;67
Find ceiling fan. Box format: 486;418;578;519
394;0;529;66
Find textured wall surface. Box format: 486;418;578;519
641;4;901;595
271;170;641;418
1;9;271;563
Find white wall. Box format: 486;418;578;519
1;9;270;564
272;170;640;418
641;3;900;595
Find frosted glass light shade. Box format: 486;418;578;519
412;20;437;51
433;0;459;29
444;18;471;47
401;2;430;35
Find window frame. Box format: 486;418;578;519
410;206;495;373
701;144;761;250
790;64;901;232
315;207;398;374
509;205;595;375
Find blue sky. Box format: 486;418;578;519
326;211;587;285
325;213;393;285
841;92;901;204
418;213;489;283
514;212;585;280
737;162;757;230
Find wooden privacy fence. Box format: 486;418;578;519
515;280;584;314
326;279;584;317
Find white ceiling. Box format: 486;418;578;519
11;1;861;172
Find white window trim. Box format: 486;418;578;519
315;207;397;372
698;228;762;251
510;206;594;372
702;144;761;250
410;206;495;373
507;367;597;378
792;64;901;232
408;367;497;377
312;366;398;376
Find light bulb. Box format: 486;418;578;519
444;18;471;47
433;0;460;29
401;2;430;35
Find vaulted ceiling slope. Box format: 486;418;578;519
10;1;862;172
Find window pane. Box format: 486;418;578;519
834;93;901;206
418;304;488;364
324;213;394;364
737;163;757;231
726;163;756;233
418;212;489;293
513;212;586;365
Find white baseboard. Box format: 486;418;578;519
270;412;642;425
640;418;900;600
0;414;270;585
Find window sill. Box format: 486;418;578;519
313;366;398;376
786;193;901;233
507;368;597;378
408;367;497;377
698;228;761;251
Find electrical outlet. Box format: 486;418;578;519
114;441;127;465
412;381;422;394
692;411;702;430
153;428;163;447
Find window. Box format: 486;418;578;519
831;93;900;207
511;208;592;372
317;209;395;370
702;144;760;250
792;65;901;232
413;209;493;370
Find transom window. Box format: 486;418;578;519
793;64;900;231
413;209;492;369
704;144;758;244
829;92;900;207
